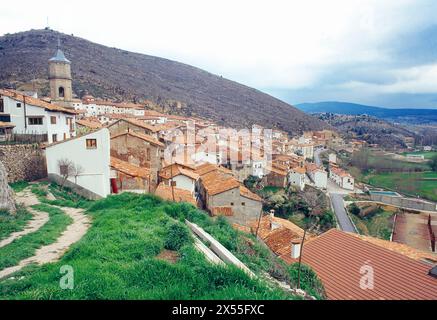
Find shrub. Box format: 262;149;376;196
288;263;326;299
164;222;192;251
349;203;361;216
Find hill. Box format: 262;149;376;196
0;29;327;135
315;113;416;149
296;102;437;124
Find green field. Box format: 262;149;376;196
0;206;32;241
0;192;325;300
402;151;437;160
364;172;437;202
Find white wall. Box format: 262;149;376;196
45;128;111;198
2;96;76;143
314;170;328;189
172;175;195;193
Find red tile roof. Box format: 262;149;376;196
76;119;102;129
239;185;262;202
155;183;196;205
280;229;437;300
0;89;77;114
159;163;200;181
110;157;150;179
111;131;164;147
200;170;240;196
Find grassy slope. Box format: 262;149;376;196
401;151;437;160
0;204;72;269
365;172;437;202
0;193;317;300
0;206;32;241
350;209;394;240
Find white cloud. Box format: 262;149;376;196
0;0;436;93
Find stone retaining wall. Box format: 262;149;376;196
0;144;47;183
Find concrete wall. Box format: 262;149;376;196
0;144;47;182
370;194;437;212
45;128;110;198
48;173;102;200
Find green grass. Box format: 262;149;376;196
364;171;437;202
0;206;32;241
0;204;72;270
0;193;324;300
30;183;92;209
349;207;395;240
402;151;437;160
9;181;30;193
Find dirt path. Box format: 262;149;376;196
0;191;91;279
0;189;49;249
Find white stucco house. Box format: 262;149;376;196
306;164;328;189
45;128;111;199
329;166;355;191
0;89;77;143
288;167;306;191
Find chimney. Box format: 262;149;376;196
291;239;302;259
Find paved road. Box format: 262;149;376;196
330;193;356;233
314;148;356;232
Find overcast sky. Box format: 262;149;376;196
1;0;437;108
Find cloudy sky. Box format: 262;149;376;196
1;0;437;108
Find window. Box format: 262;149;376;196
58;87;65;98
241;202;246;206
230;202;234;206
50;116;57;125
0;99;3;113
16;102;21;108
52;134;57;142
146;148;151;161
28;117;43;125
59;165;69;176
63;133;67;140
86;139;97;149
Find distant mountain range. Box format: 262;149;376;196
0;29;328;135
296;101;437;124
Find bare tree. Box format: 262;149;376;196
72;164;85;184
57;159;83;189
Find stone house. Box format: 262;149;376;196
196;165;263;227
263;164;288;188
110;157;151;193
107;118;161;139
159;163;199;194
110;131;164;192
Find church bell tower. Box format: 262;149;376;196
49;38;73;105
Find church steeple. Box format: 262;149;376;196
48;37;73;105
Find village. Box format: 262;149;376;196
0;42;436;300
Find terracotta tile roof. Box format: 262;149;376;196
110;118;161;132
0;121;15;128
0;89;77;114
195;163;233;177
110;157;150;179
330;166;352;178
155;183;196;205
239;185;262;202
111;131;164;147
76;119;102;129
211;206;234;216
291;166;306;175
353;234;437;263
159;163;200;181
201;170;240;196
280;229;437;300
45;128;106;149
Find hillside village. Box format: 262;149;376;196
1;42;437;300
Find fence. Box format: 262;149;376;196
0;133;48;144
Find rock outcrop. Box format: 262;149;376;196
0;160;16;214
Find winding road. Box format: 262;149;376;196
314;148;357;233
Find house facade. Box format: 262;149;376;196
45;128;111;199
0;89;76;143
288;167;306;191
